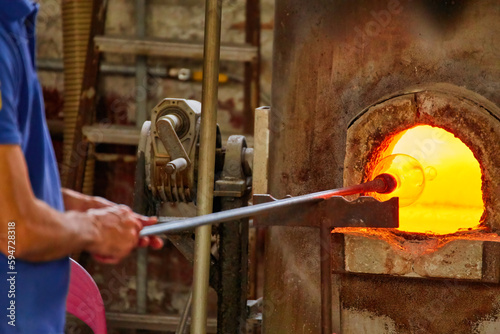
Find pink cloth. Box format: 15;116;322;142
67;259;107;334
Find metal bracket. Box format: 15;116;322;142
214;135;253;197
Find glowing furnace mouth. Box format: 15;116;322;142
368;125;484;235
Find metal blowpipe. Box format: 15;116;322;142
140;174;397;236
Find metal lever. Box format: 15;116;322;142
157;114;191;165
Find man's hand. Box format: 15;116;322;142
83;205;163;264
84;205;141;264
62;188;164;262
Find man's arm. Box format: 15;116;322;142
0;145;142;263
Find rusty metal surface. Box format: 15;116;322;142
339;274;500;334
265;0;499;333
257;196;399;334
217;197;250;334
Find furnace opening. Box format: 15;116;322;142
374;125;484;234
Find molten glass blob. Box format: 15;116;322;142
370;154;425;207
372;125;484;234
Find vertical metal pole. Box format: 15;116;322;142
135;0;148;316
176;291;193;334
136;249;148;314
191;0;222;332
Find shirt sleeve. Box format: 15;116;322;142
0;29;22;145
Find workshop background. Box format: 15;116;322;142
35;0;273;332
21;0;500;333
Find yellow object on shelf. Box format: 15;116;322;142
192;71;228;83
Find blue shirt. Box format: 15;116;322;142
0;0;69;332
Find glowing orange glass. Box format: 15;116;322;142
370;154;425;207
370;125;484;234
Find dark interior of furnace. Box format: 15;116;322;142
0;0;498;334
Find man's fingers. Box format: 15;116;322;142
138;236;150;247
134;214;157;226
149;236;164;249
136;236;164;249
137;236;164;249
135;216;163;249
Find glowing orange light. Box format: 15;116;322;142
372;125;484;234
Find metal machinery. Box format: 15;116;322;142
133;1;499;333
134;98;253;334
134;98;402;334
